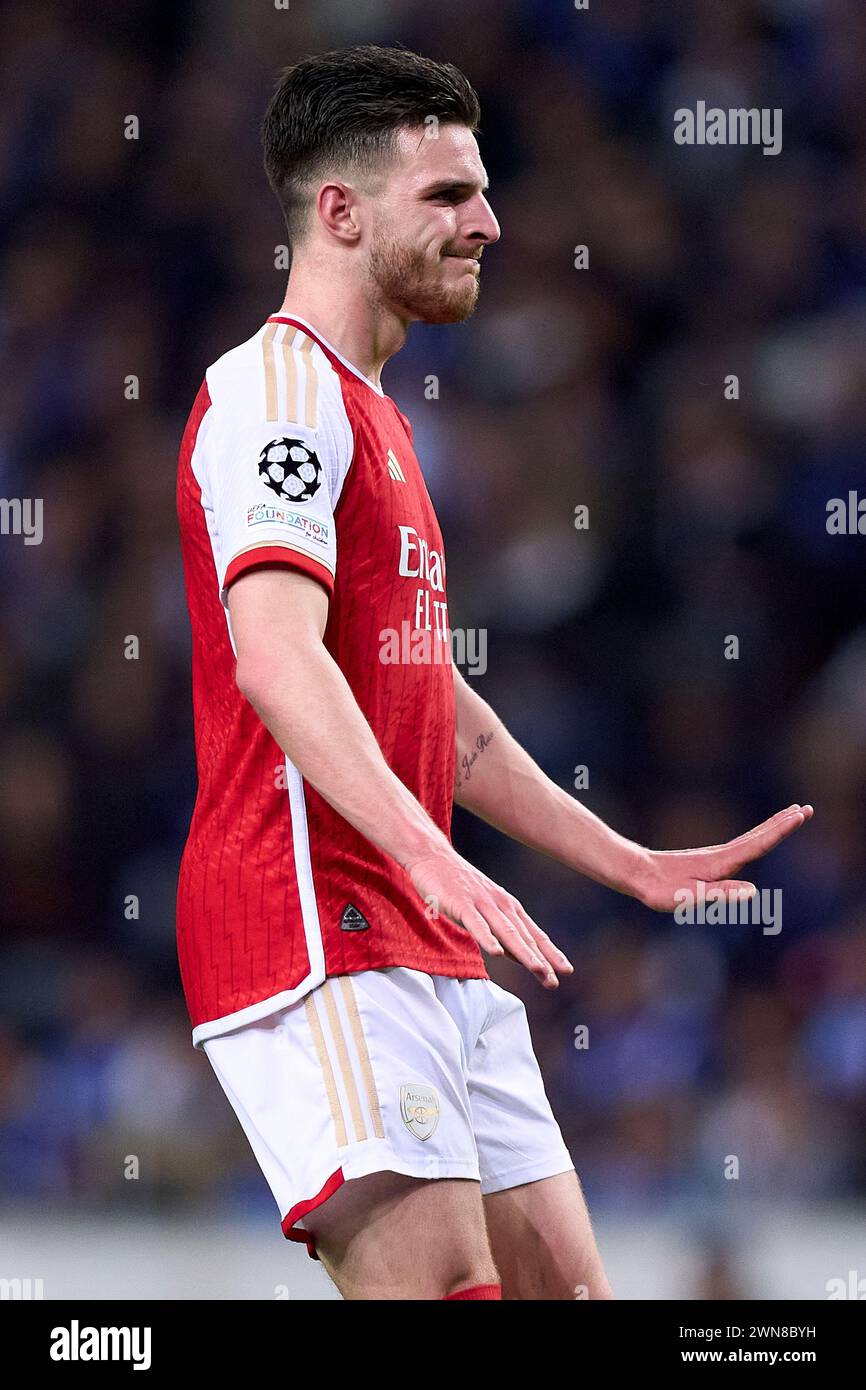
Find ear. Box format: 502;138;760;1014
316;181;362;244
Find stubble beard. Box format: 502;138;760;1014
367;231;480;325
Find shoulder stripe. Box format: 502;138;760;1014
262;323;319;428
281;328;298;421
263;321;278;420
299;334;318;430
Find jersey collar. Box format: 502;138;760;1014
267;313;386;398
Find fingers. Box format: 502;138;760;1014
737;804;812;848
462;907;505;958
512;900;574;975
492;910;558;987
489;891;571;987
704;879;758;900
463;892;567;988
711;804;813;874
738;806;807;859
412;854;570;990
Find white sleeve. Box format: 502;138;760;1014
195;341;353;608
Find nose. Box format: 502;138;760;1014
475;198;501;246
462;195;501;249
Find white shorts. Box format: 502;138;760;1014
203;966;574;1258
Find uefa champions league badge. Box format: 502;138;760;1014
258;437;323;502
399;1083;440;1141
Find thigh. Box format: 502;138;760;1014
203;968;487;1271
306;1169;499;1300
463;978;575;1198
483;1169;614;1300
457;979;612;1299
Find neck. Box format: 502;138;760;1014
275;266;410;390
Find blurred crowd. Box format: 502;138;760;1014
1;0;865;1270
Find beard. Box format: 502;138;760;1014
366;229;481;324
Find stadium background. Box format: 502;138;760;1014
1;0;865;1299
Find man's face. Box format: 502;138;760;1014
363;123;500;324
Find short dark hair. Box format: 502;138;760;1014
262;44;481;252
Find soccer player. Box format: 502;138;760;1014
175;44;813;1301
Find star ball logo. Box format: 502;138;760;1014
258;437;323;503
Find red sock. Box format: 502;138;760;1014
443;1283;502;1300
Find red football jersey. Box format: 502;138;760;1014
176;314;487;1046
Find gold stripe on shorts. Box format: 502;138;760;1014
304;994;348;1147
338;977;385;1140
321;980;366;1142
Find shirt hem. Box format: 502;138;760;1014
189;952;489;1049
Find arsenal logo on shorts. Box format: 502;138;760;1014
399;1083;440;1141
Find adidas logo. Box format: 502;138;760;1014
340;903;370;931
387;448;406;482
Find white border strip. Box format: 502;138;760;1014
191;756;325;1048
188;395;328;1048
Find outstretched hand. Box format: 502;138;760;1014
637;804;814;912
405;844;573;988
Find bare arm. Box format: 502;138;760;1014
232;568;443;870
453;666;813;909
453;667;649;896
228;567;573;986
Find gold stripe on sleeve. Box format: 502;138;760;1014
300;334;318;430
262;322;279;422
280;327;298;422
